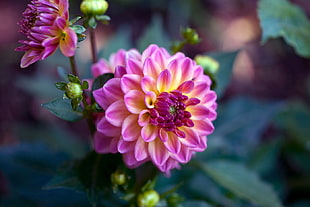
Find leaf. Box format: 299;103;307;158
91;73;114;92
42;98;83;122
182;200;213;207
0;142;89;206
207;51;238;99
44;151;124;206
258;0;310;58
200;160;283;207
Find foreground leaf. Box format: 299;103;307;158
42;98;83;122
200;160;283;207
258;0;310;58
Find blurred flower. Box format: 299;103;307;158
93;44;217;174
16;0;77;68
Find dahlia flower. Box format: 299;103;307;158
16;0;77;68
93;44;217;174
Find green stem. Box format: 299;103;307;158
69;56;79;77
90;28;98;63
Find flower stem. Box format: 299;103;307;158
90;28;98;63
69;56;79;77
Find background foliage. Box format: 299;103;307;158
1;0;310;206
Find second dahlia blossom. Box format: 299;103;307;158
16;0;77;68
93;44;217;174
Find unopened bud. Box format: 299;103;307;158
195;55;219;75
111;171;126;186
80;0;109;16
137;190;160;207
65;82;83;99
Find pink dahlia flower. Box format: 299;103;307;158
16;0;77;68
93;44;217;174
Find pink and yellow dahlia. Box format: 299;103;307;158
93;44;217;174
16;0;77;68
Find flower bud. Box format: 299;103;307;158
80;0;109;16
111;171;126;186
137;190;160;207
195;55;219;75
65;82;83;99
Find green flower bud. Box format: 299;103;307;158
195;55;219;75
137;190;160;207
111;171;126;186
65;82;83;99
80;0;109;16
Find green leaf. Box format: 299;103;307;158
91;73;114;92
42;98;83;122
200;160;283;207
44;151;124;206
70;25;86;34
68;74;80;83
207;51;238;99
258;0;310;58
55;82;67;91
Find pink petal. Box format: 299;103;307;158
167;59;183;89
179;127;200;148
91;59;112;77
171;145;192;163
188;81;209;100
148;138;169;167
93;88;108;110
110;49;126;66
115;66;127;78
135;137;148;161
176;80;194;94
138;110;151;127
153;49;166;70
55;16;67;30
141;76;158;94
97;117;121;137
187;105;210;120
158;128;168;142
126;58;143;76
20;50;41;68
121;74;142;93
122;115;140;141
102;78;124;107
141;44;159;62
117;139;135;153
163;132;181;154
123;152;144;168
105;100;129;127
157;69;172;92
141;124;157;142
59;27;77;57
143;57;162;79
124;90;145;114
193;119;214;136
94;131;118;153
144;91;157;108
180;58;194;83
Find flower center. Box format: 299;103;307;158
149;90;200;138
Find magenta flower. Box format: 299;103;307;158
16;0;77;68
93;44;217;174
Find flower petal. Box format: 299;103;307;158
124;90;145;114
193;119;214;136
126;58;143;76
118;139;135;153
141;124;157;142
157;69;172;92
105;100;129;127
148;138;169;167
94;131;118;153
135;137;149;161
121;74;142;93
141;76;158;94
187;105;210;120
122;115;140;141
163;132;181;154
59;27;77;57
179;127;200;148
143;57;162;79
97;117;121;137
176;80;194;94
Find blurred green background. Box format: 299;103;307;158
0;0;310;206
